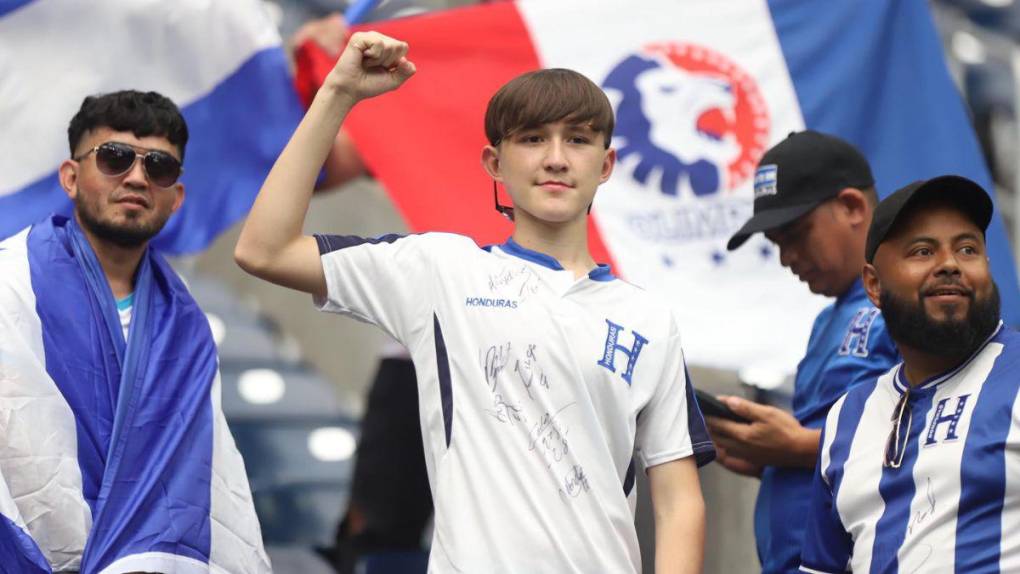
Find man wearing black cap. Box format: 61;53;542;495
800;175;1019;573
707;131;899;573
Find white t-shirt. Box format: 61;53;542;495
316;232;714;573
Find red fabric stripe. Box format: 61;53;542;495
294;1;616;270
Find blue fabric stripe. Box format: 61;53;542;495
496;237;616;280
315;233;406;254
29;218;115;519
0;47;302;255
344;0;382;24
683;366;716;467
66;217;126;363
115;293;134;311
588;264;615;282
27;216;217;570
767;0;1020;325
800;425;853;574
499;237;564;271
433;313;453;447
825;379;879;505
870;390;936;573
0;173;73;240
955;329;1020;572
0;0;33;18
807;380;879;571
0;512;49;573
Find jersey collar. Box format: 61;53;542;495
496;237;615;282
892;321;1005;394
836;278;866;305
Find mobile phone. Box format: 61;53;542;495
695;389;751;424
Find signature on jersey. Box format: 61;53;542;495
560;465;591;498
515;344;551;399
529;403;574;463
487;265;540;301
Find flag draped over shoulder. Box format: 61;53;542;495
0;216;270;574
294;0;1020;374
0;0;303;255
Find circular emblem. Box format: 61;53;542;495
602;42;770;197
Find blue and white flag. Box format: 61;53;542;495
0;0;302;254
0;215;270;573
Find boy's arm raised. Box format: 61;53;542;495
234;32;415;298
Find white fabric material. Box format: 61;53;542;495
208;371;273;574
0;228;91;572
318;233;706;573
99;551;211;574
0;0;281;195
831;370;897;573
118;304;131;342
1002;386;1020;572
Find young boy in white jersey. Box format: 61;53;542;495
235;32;714;573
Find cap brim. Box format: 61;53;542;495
726;201;822;251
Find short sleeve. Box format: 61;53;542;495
635;330;716;470
314;232;438;345
800;425;853;574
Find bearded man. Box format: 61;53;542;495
0;91;270;573
800;175;1020;573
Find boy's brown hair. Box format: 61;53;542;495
484;68;615;149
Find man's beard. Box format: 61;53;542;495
880;280;1001;362
75;193;167;248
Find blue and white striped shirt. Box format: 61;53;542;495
801;323;1020;573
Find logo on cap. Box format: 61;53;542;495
753;165;778;199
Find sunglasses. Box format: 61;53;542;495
74;141;182;188
883;387;912;469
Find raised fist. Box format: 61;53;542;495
327;31;416;101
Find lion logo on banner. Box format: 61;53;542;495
602;43;769;199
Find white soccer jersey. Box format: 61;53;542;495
801;323;1020;574
316;232;714;573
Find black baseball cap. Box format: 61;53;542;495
865;175;993;263
727;130;875;251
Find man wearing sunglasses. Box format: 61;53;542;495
800;176;1020;573
0;91;269;573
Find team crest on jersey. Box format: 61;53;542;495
923;394;972;447
601;43;771;258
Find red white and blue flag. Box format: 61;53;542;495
296;0;1020;373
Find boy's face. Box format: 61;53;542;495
483;120;615;226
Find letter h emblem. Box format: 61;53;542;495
597;319;649;385
839;308;880;358
924;394;971;446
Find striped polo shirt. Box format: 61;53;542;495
801;323;1020;573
